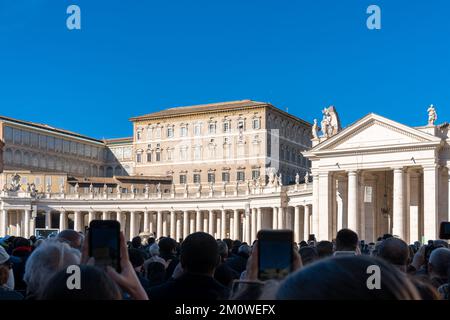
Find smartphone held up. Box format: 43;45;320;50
257;230;294;281
88;220;121;272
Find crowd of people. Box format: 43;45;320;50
0;226;449;300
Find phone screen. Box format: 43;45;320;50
258;230;293;281
439;222;450;240
89;220;121;272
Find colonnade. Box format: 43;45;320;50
0;204;313;243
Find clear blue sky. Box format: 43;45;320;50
1;0;449;139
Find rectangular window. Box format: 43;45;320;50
136;131;141;140
167;149;173;161
55;138;62;152
208;123;216;134
222;172;230;183
147;152;152;162
22;131;30;145
155;127;161;139
193;174;201;184
31;133;38;147
180;148;187;160
39;135;47;149
208;173;215;183
180;126;187;137
4;126;13;142
238;120;245;130
136;153;142;163
167;127;174;138
223;122;230;133
252;118;260;129
47;136;55;151
194;124;201;136
237;171;245;182
13;128;22;144
156;151;161;162
252;169;260;180
179;174;187;184
194;147;201;160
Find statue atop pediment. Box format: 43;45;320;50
427;104;437;126
320;106;341;138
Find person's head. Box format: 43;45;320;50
299;241;308;248
158;237;177;257
216;240;228;261
382;234;393;240
12;237;31;248
316;241;333;259
41;265;121;300
428;248;450;280
378;237;410;272
335;229;359;252
276;255;420;300
231;240;242;255
223;239;233;254
56;229;84;250
238;244;251;258
148;243;160;257
24;240;81;298
146;261;166;286
128;248;145;272
147;237;156;246
299;246;319;266
131;236;142;249
180;232;220;275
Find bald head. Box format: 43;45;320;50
429;248;450;278
378;237;409;268
57;229;84;250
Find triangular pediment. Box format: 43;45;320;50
309;113;441;153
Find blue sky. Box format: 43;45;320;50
0;0;449;139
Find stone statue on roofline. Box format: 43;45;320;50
318;105;341;139
312;119;319;139
427;104;437;126
295;173;300;185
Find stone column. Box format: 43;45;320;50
408;172;420;243
24;209;31;238
216;214;221;239
423;165;438;241
233;209;240;240
304;205;310;240
183;211;189;240
221;209;226;239
347;170;358;233
176;213;182;241
74;211;83;232
272;207;278;229
337;176;348;230
318;173;330;240
256;208;262;234
88;211;95;224
312;173;320;236
102;211;109;220
45;210;52;229
196;210;202;232
157;211;163;238
59;210;67;232
143;211;149;233
162;213;168;237
278;207;284;229
208;210;214;236
130;211;138;240
149;212;154;235
170;211;176;239
245;210;251;244
189;213;195;236
393;168;405;240
294;206;301;243
251;208;257;243
0;209;7;237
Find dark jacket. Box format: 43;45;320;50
148;272;230;300
11;246;32;291
0;287;24;300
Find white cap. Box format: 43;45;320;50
0;245;10;264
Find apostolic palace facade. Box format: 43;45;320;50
0;100;449;244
